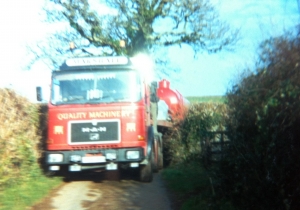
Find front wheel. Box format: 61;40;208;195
139;149;154;182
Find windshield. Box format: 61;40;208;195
51;70;142;105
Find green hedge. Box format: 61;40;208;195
218;33;300;209
0;89;41;187
164;102;227;165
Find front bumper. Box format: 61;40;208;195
45;148;145;171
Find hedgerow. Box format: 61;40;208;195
218;33;300;209
163;102;228;165
162;102;230;209
0;89;41;187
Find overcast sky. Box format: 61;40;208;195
0;0;299;101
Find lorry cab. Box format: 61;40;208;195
37;56;188;182
39;56;160;182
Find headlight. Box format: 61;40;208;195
49;166;60;171
70;155;82;162
48;154;63;163
126;151;140;159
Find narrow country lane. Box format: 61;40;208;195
30;171;173;210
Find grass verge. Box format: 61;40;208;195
162;162;213;210
0;170;62;210
162;162;234;210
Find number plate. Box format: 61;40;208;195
106;163;118;170
82;156;106;163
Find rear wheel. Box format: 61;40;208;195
153;140;159;173
158;142;164;170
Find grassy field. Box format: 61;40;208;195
186;96;225;103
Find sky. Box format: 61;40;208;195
171;0;299;96
0;0;299;101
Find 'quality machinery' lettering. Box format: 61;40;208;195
57;112;86;120
57;110;134;120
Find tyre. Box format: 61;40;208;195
139;147;154;182
153;140;159;173
158;142;164;170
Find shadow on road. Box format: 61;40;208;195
58;168;141;183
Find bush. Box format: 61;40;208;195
219;33;300;209
0;89;41;186
164;102;228;165
162;102;232;210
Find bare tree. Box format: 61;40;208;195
28;0;238;72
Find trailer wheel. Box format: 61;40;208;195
139;146;154;182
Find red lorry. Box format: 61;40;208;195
37;56;188;182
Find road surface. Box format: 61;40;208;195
30;170;175;210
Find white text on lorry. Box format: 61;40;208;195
66;56;129;67
57;110;134;120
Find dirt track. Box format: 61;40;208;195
30;171;174;210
